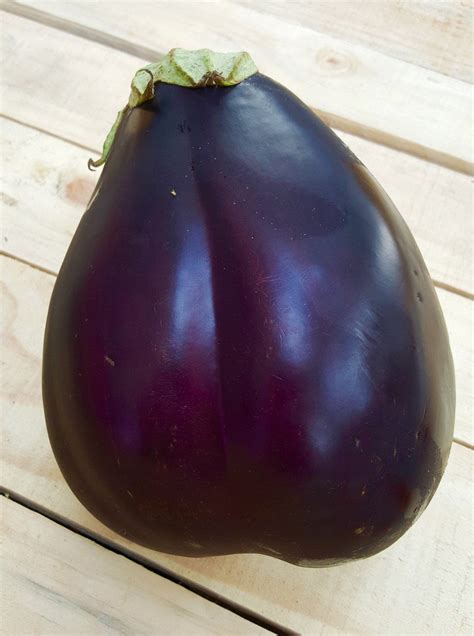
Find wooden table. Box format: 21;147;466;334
1;2;472;633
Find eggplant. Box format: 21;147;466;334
43;48;455;566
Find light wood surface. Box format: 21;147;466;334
2;29;473;294
2;168;473;446
3;3;473;173
2;115;473;296
235;0;473;82
1;251;472;634
1;497;268;635
1;1;472;633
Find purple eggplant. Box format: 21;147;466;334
43;49;455;566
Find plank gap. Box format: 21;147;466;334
0;489;294;636
314;113;473;176
2;246;471;305
0;251;57;279
1;113;99;158
2;1;472;176
453;436;474;451
431;279;474;302
1;0;163;63
3;104;472;296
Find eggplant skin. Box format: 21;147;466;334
43;73;455;566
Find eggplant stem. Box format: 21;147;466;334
87;48;257;169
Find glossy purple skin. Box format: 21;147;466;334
43;73;455;566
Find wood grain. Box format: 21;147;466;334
234;0;473;82
0;118;95;276
1;497;268;635
1;5;472;633
1;116;472;445
1;103;473;297
1;254;472;634
3;4;472;173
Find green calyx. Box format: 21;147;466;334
88;48;258;170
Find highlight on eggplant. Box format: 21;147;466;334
43;48;455;567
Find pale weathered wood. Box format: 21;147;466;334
1;7;472;633
1;497;267;635
2;6;472;173
0;255;472;634
1;120;472;443
234;0;473;82
0;118;94;275
343;133;473;297
1;104;473;296
443;288;474;448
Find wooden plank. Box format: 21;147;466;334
1;119;472;444
0;256;472;635
441;288;474;447
3;5;472;173
0;12;140;154
1;497;268;635
343;133;473;298
0;118;95;276
234;0;473;82
1;98;473;297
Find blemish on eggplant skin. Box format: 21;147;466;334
104;355;115;367
371;455;383;474
186;541;203;549
354;525;374;536
170;189;177;197
416;292;423;302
